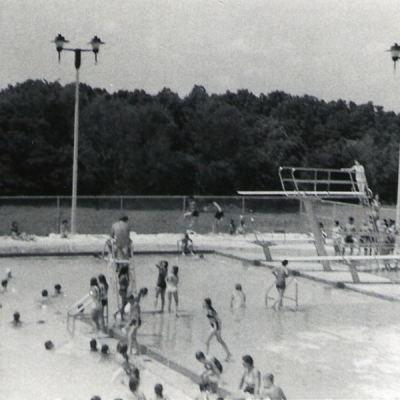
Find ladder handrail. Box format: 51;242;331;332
265;276;298;309
278;166;370;198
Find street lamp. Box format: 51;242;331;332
387;43;400;230
53;34;105;234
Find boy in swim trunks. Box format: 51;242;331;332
272;260;290;310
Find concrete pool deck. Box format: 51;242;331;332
2;231;400;302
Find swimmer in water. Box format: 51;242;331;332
239;354;261;397
230;283;246;309
53;284;62;297
128;376;146;400
11;311;22;326
154;383;168;400
203;298;232;361
260;373;287;400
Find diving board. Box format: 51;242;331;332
239;166;375;273
237;190;365;198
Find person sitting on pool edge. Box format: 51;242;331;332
180;233;195;255
10;221;35;241
60;219;69;238
239;354;261;397
195;350;222;394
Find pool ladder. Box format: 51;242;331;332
265;276;299;309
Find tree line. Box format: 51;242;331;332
0;79;399;203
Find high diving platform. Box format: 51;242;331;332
238;166;372;199
239;167;374;276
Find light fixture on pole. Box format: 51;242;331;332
53;33;105;234
387;43;400;229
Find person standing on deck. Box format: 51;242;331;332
111;214;131;259
342;160;367;194
272;260;289;310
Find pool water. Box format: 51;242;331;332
2;254;400;399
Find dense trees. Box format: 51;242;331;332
1;79;400;203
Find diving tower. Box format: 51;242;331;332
238;167;373;272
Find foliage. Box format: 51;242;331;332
0;80;400;203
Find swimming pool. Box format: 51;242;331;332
2;254;400;399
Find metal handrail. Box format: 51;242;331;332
265;276;298;309
279;167;369;197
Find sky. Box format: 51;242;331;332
2;0;400;112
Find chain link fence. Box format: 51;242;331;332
3;195;390;237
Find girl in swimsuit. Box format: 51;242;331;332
155;260;168;313
239;354;261;396
166;265;179;315
114;265;130;321
89;277;104;333
126;287;148;355
203;298;232;361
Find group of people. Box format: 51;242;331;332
331;215;397;258
194;280;286;399
184;197;246;236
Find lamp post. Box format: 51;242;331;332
387;44;400;230
53;34;105;234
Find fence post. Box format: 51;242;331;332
56;197;60;234
242;197;245;216
120;197;123;212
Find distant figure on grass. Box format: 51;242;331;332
229;219;236;235
238;215;246;236
344;216;357;255
331;220;343;256
184;196;199;231
89;277;105;334
203;298;232;361
260;373;287;400
166;265;179;315
126;287;148;355
195;350;223;394
111;214;132;259
180;233;195;255
10;221;35;241
272;260;290;310
342;160;367;194
154;260;168;313
211;201;224;234
60;219;69;238
239;354;261;397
